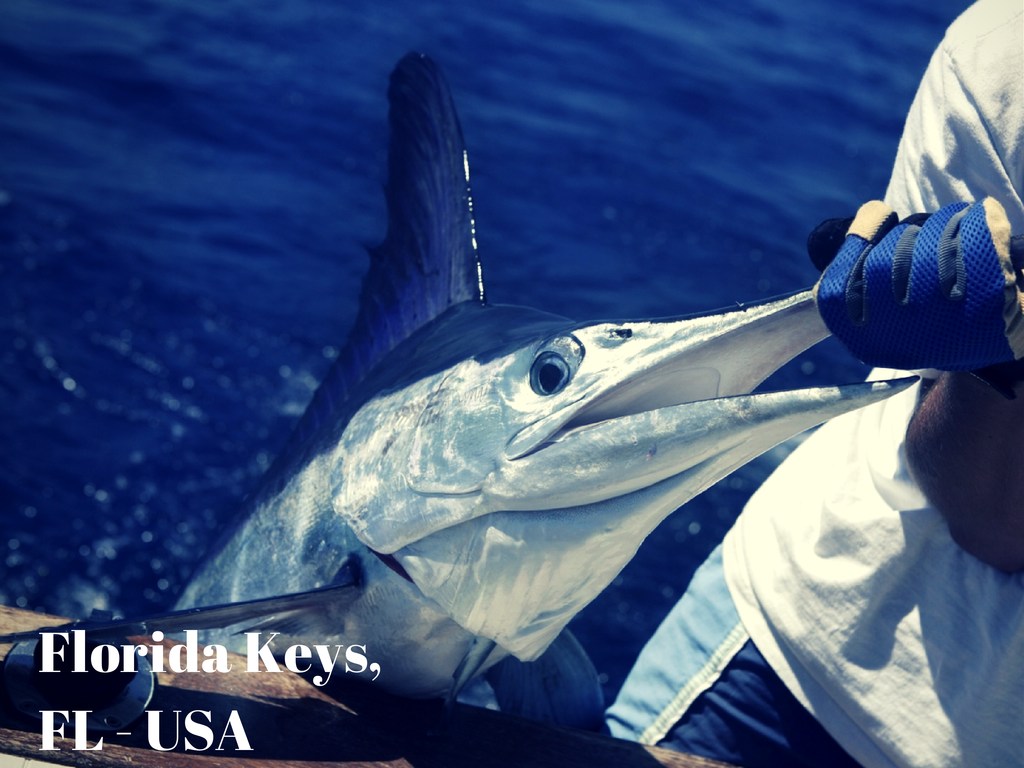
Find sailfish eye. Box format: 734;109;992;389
531;352;571;396
529;334;584;396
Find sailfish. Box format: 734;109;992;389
2;53;911;727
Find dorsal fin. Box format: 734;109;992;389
343;52;484;396
279;54;485;462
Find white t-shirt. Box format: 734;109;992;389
724;1;1024;766
884;0;1024;232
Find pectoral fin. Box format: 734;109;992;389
0;557;364;644
485;629;603;730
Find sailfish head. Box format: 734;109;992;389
332;288;909;660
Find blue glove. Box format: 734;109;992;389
815;198;1024;372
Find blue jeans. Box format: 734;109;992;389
606;546;861;767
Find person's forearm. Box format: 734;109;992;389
905;372;1024;572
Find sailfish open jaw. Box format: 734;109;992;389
505;289;832;460
495;289;915;514
489;380;913;515
385;288;914;661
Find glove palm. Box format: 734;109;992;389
815;198;1024;372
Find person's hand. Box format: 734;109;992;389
813;198;1024;372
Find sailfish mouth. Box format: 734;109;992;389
490;290;918;513
506;290;831;460
512;367;722;462
489;376;917;515
558;364;723;437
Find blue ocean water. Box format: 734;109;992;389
1;0;969;701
